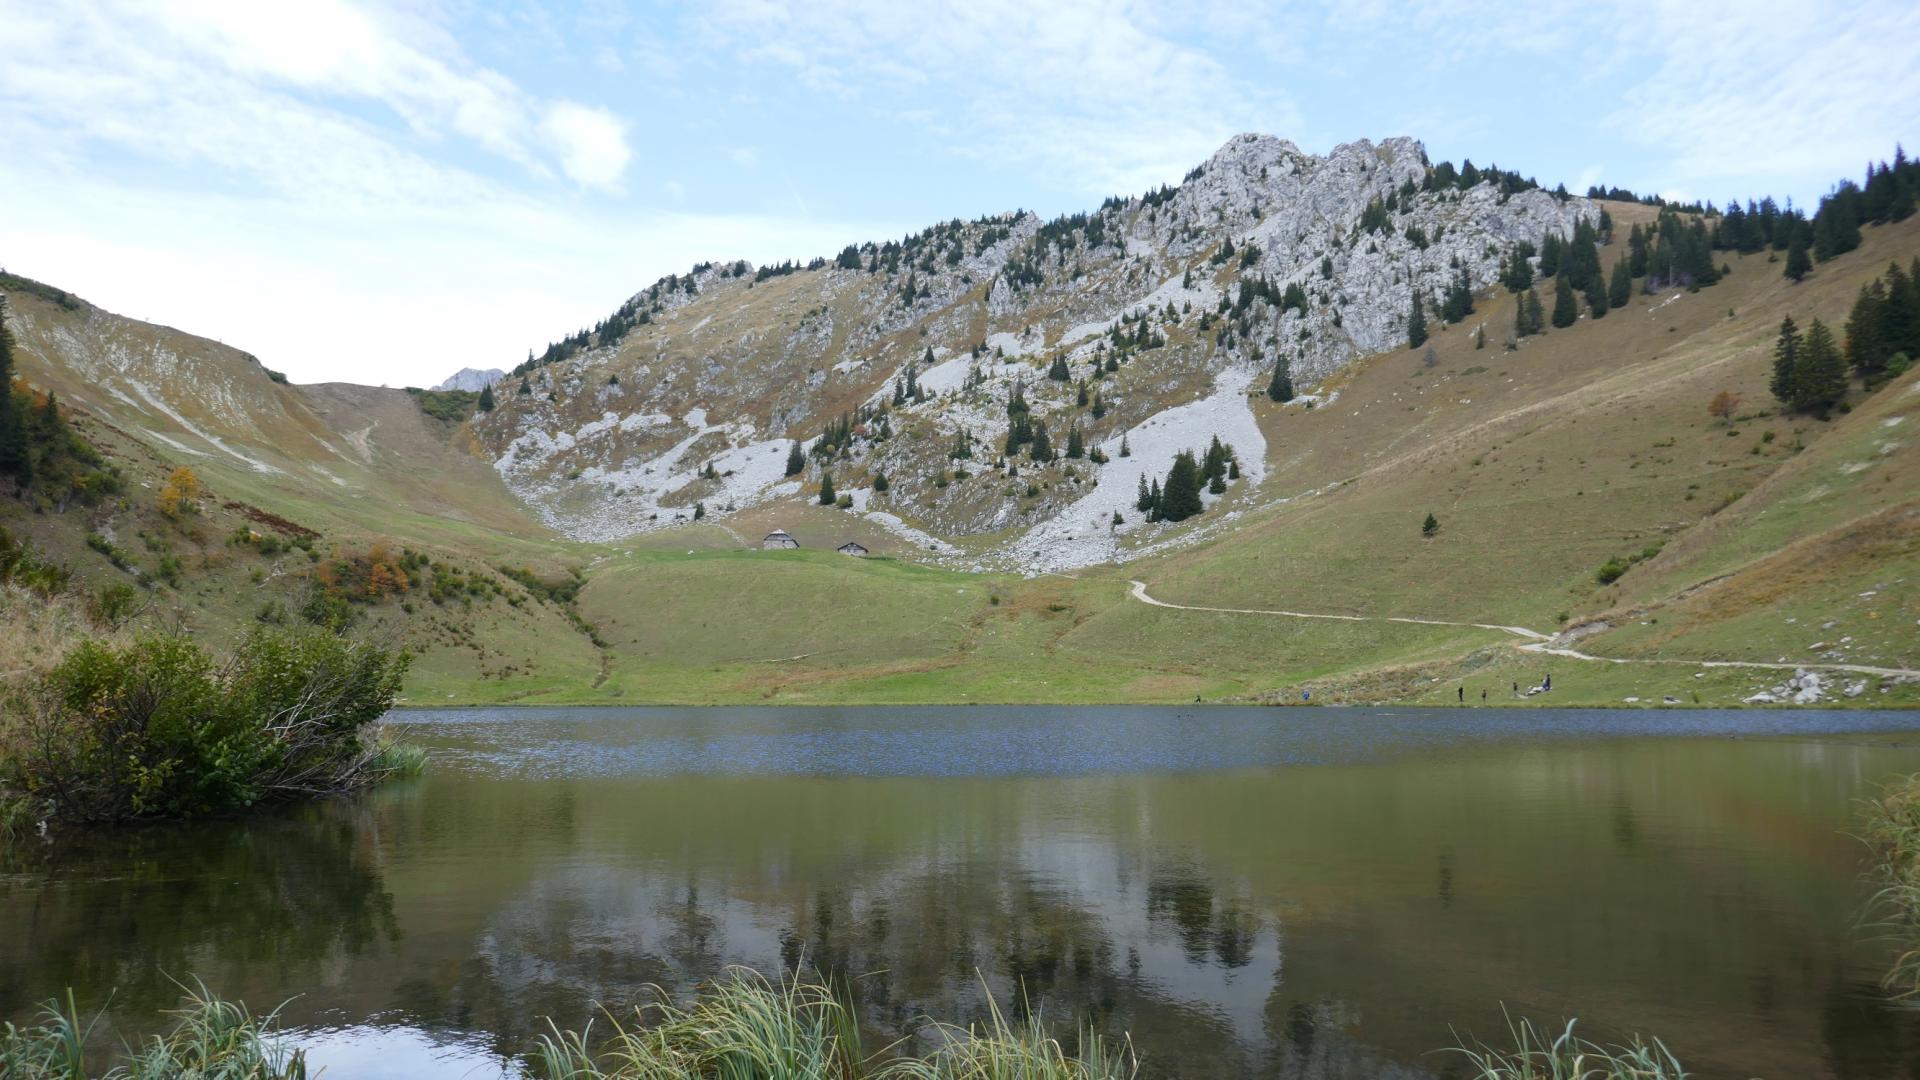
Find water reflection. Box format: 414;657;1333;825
5;706;1920;1079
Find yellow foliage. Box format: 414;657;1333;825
158;466;202;517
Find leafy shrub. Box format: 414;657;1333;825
1596;556;1630;584
0;527;71;595
86;583;140;629
404;387;481;424
1;625;410;822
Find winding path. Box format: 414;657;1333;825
1124;580;1920;681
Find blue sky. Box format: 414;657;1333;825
2;1;1916;387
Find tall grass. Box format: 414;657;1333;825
883;986;1135;1080
528;968;867;1079
365;735;427;779
525;967;1135;1080
7;975;1688;1080
1864;772;1920;999
1443;1013;1687;1080
0;981;307;1079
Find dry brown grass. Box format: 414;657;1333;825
0;583;114;685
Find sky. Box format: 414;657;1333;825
2;1;1916;388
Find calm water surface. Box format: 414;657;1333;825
8;705;1920;1079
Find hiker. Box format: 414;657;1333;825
1512;680;1518;695
1543;674;1552;692
1481;688;1487;703
1458;686;1464;704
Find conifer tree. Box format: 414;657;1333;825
1539;233;1562;278
1784;229;1812;282
1267;357;1294;402
1422;512;1439;538
1029;420;1053;463
872;471;889;493
1119;434;1131;457
0;298;26;484
1584;272;1608;320
1442;269;1474;324
1551;274;1578;328
1201;435;1228;485
1845;282;1892;378
1523;289;1545;336
519;377;532;395
36;391;63;445
1502;247;1534;293
1159;451;1203;522
1406;287;1428;348
818;471;836;505
1608;258;1632;309
1770;317;1802;406
1065;425;1085;459
1627;224;1649;278
784;440;806;477
477;382;496;412
1797;319;1848;412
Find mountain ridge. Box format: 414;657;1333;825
3;133;1915;709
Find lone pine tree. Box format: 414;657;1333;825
1551;274;1578;328
1785;230;1813;282
1158;451;1204;522
0;299;28;484
1770;317;1802;405
1267;357;1294;402
1797;318;1848;412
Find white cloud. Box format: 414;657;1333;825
696;0;1299;196
729;147;758;168
1608;0;1920;200
0;1;630;197
0;164;893;388
542;102;632;189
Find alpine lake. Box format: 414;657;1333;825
8;705;1920;1079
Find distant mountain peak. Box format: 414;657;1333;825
434;368;504;392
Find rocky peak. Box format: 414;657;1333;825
434;367;505;392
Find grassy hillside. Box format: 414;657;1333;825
3;205;1917;709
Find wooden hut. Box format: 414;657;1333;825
836;541;870;557
761;529;799;549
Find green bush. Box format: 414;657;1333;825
0;527;71;595
2;625;410;822
1595;556;1630;585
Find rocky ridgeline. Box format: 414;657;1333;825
473;134;1595;563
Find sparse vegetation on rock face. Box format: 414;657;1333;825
457;134;1596;556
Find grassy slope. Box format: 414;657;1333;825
4;209;1917;707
